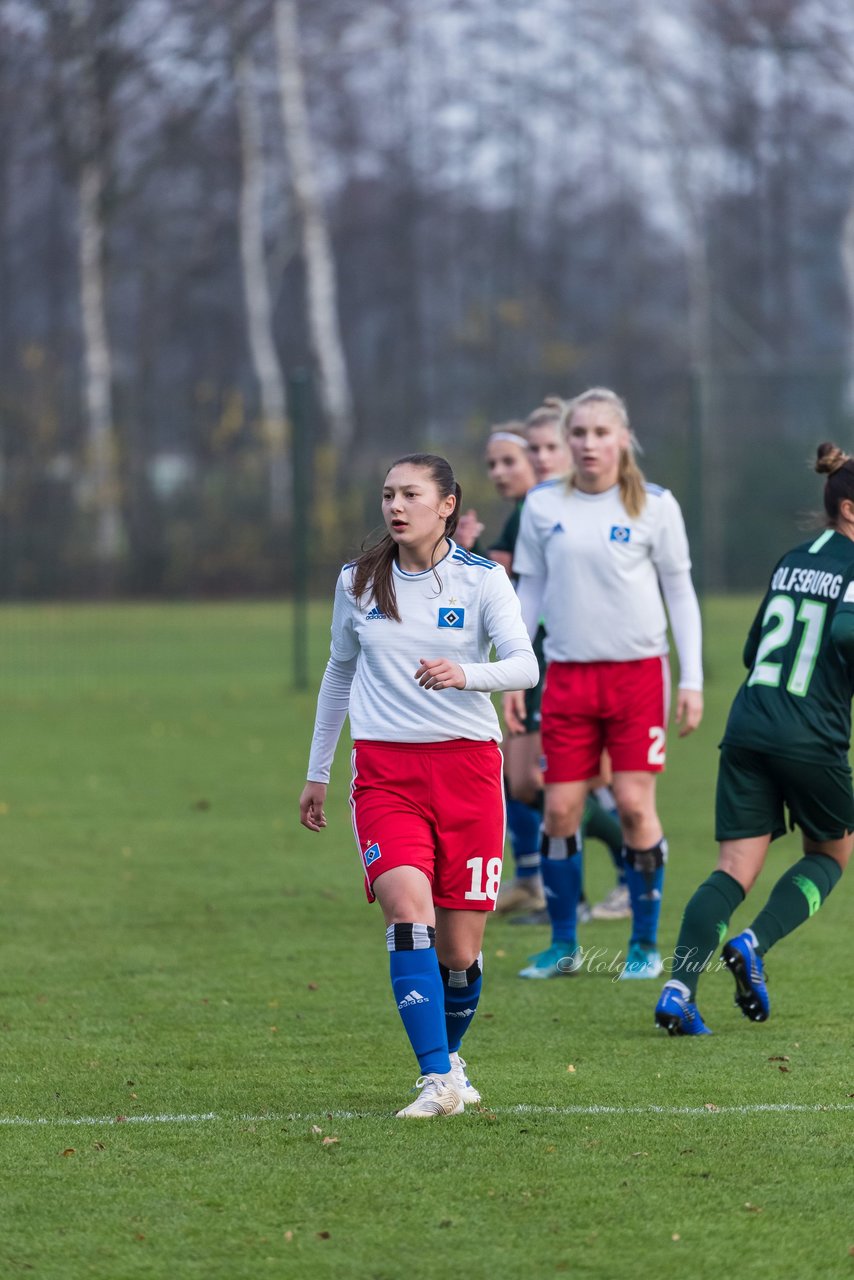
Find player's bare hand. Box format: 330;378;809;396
300;781;328;831
502;689;527;735
414;657;466;691
455;509;485;550
675;688;703;737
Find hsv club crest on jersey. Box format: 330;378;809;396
363;842;382;866
438;607;465;628
610;525;631;543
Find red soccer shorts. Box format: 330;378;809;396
349;739;505;911
540;657;670;782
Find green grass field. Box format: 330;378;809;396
2;599;853;1279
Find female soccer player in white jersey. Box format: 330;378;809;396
511;388;704;980
498;406;627;926
299;453;537;1117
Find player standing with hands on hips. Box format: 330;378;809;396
510;388;704;980
300;454;537;1116
656;443;854;1034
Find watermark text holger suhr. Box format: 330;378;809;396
555;945;727;980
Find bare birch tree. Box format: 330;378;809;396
235;48;291;524
274;0;355;454
68;0;125;574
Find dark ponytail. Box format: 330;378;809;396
351;454;460;622
815;441;854;527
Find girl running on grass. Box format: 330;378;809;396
299;453;537;1116
656;442;854;1034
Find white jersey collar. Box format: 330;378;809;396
392;537;454;579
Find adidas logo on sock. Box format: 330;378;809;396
446;1007;476;1018
397;989;429;1008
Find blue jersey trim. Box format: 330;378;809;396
528;477;565;495
644;482;666;497
451;549;496;570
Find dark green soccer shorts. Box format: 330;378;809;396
524;625;546;735
715;743;854;844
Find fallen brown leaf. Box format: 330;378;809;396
321;1136;339;1146
316;1231;330;1240
61;1148;75;1157
310;1125;322;1135
703;1103;719;1112
284;1231;294;1243
744;1203;763;1214
767;1056;789;1062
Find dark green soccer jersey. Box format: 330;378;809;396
723;529;854;764
488;502;523;558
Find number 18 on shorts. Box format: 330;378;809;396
350;738;506;910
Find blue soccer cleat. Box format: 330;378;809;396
518;942;582;979
722;929;770;1022
654;981;712;1036
619;941;663;980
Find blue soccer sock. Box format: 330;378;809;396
387;923;450;1076
541;831;581;947
505;785;542;881
624;839;668;948
440;953;483;1053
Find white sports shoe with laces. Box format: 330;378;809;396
395;1072;464;1118
590;884;632;921
449;1052;481;1104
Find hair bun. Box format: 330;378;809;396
815;441;850;476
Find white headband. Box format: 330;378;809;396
489;431;529;449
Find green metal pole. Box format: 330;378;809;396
689;369;705;603
289;369;312;691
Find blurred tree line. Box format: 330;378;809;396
1;0;853;598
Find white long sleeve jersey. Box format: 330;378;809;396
513;480;703;688
306;540;538;783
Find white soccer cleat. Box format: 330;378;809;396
449;1052;481;1104
395;1072;464;1118
495;877;546;915
590;884;632;921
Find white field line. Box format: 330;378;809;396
2;1103;854;1127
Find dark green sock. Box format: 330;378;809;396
750;854;842;955
671;870;745;999
582;795;624;870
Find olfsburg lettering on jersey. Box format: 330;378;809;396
771;566;842;599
